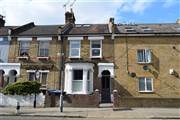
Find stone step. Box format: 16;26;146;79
99;103;113;108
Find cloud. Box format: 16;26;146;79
0;0;157;25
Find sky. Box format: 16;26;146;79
0;0;179;25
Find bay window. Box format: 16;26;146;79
64;63;94;94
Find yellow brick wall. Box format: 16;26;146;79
8;36;61;90
114;36;180;97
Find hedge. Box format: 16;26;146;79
1;81;41;95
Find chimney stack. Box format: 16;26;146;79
0;15;5;27
108;17;114;33
65;8;75;24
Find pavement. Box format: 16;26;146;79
0;106;179;119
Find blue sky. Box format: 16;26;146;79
0;0;179;25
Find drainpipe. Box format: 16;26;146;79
125;34;129;74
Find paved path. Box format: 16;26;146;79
0;107;179;119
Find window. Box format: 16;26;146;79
72;70;83;92
0;50;2;62
19;41;30;56
69;40;81;58
38;41;49;57
90;40;102;58
28;72;35;81
137;49;152;63
41;72;47;86
139;77;153;92
28;71;48;86
87;70;91;91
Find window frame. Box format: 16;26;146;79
72;69;83;93
19;41;30;56
138;77;153;92
27;70;48;87
38;41;49;57
69;40;81;58
137;49;152;64
90;40;102;58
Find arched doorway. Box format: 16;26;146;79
101;70;111;103
0;70;5;88
8;70;17;83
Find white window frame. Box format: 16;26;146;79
72;69;83;93
19;41;30;56
38;41;49;57
90;40;102;58
138;77;153;92
69;40;81;58
137;49;152;64
27;70;49;86
64;63;94;94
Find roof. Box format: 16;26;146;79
116;23;180;34
1;23;180;37
67;24;110;35
16;25;62;36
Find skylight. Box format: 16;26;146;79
141;27;153;32
125;27;136;32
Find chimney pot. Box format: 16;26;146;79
0;15;5;27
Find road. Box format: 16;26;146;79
0;116;178;120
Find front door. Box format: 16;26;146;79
101;70;111;103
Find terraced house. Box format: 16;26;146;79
0;10;180;107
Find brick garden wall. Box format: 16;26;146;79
113;90;180;108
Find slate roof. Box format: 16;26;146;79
15;25;62;36
116;23;180;34
67;24;110;35
0;23;180;36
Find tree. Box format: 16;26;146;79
1;81;41;95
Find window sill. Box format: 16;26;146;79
17;56;29;60
37;56;49;60
90;56;102;59
137;62;152;65
139;91;154;93
69;56;81;59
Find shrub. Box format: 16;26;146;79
1;81;41;95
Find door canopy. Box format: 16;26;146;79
98;63;114;78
